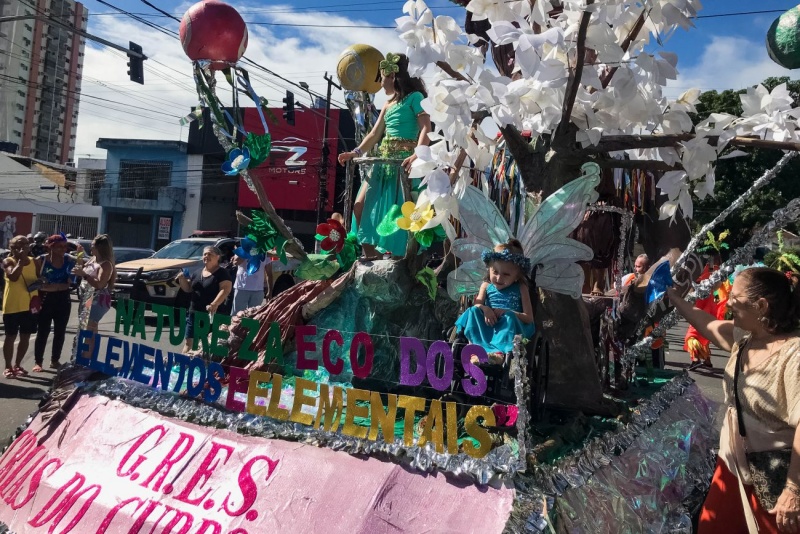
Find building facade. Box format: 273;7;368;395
0;0;87;164
187;107;355;249
0;152;101;245
96;139;202;249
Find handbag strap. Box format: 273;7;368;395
733;338;749;437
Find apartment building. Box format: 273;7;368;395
0;0;87;164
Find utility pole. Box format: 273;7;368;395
316;72;341;251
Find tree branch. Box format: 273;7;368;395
435;60;469;83
585;133;800;153
595;158;682;172
600;9;647;89
556;0;594;139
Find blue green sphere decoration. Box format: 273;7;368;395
767;6;800;69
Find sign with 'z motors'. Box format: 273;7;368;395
237;108;340;213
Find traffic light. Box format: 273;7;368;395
283;90;295;126
127;41;144;85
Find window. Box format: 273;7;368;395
118;160;172;200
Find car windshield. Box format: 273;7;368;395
151;240;214;260
115;249;154;263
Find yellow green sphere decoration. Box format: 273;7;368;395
767;5;800;69
336;44;384;93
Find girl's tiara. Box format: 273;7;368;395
481;249;531;273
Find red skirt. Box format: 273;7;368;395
699;457;778;534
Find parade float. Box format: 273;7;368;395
4;1;800;533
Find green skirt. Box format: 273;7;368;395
356;158;413;257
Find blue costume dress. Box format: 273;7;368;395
455;282;535;354
356;91;425;256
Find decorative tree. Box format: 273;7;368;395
396;0;800;409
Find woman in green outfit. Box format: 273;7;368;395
338;52;431;260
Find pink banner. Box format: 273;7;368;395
0;394;514;533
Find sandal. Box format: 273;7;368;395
13;366;28;376
32;364;43;373
3;368;14;378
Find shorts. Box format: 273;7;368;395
89;290;112;323
3;311;37;336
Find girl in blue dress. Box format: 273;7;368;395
338;52;431;260
455;240;536;362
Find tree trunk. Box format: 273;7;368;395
537;291;609;412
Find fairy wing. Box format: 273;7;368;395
446;238;489;300
517;163;601;297
445;187;513;300
455;185;513;247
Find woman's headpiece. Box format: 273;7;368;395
481;249;531;273
379;52;401;76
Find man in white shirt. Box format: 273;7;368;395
231;253;273;315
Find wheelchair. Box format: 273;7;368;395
444;328;550;423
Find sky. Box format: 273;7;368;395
71;0;800;160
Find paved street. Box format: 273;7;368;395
0;303;727;441
0;296;119;438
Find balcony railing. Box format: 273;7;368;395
98;184;186;212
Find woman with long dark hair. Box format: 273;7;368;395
338;52;431;260
32;234;76;371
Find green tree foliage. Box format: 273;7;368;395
691;77;800;247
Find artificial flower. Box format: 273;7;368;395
233;237;265;275
379;52;402;76
315;218;347;254
396;201;434;233
222;147;251;176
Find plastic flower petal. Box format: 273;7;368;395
396;201;434;233
222;147;251;176
315;218;347;253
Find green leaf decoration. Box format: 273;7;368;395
222;67;235;88
245;132;272;168
414;225;446;250
336;232;360;272
276;236;288;265
376;204;403;237
194;65;226;127
259;97;279;124
415;267;438;301
295;254;340;280
415;228;435;248
245;209;288;264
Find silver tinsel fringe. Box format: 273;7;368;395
629;196;800;360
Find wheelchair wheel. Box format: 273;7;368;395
529;332;550;422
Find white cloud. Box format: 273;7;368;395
75;3;406;159
664;35;793;99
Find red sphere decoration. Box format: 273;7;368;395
180;0;248;68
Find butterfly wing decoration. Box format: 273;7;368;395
447;238;490;300
516;163;601;298
446;186;513;300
